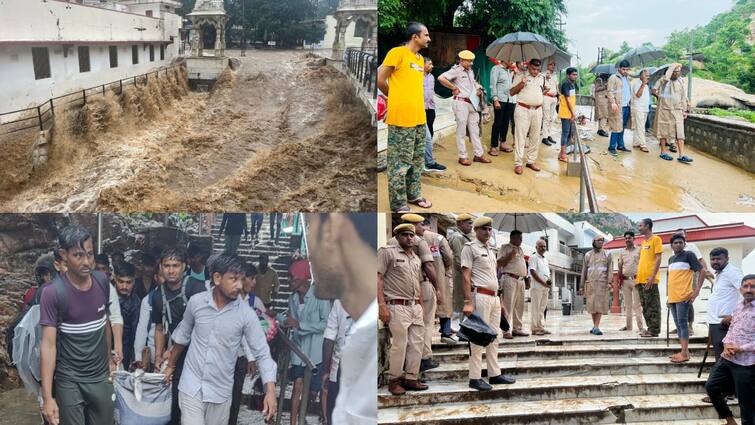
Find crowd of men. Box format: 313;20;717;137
13;214;378;425
378;22;694;212
377;214;753;425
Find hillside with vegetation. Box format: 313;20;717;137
559;213;636;238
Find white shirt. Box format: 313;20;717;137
332;299;377;425
630;80;650;111
323;300;353;382
529;252;551;288
707;263;744;324
133;293;155;363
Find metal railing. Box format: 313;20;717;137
570;119;600;213
344;47;377;99
273;330;317;425
0;64;184;137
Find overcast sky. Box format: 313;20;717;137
562;0;735;66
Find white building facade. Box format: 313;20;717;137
0;0;182;115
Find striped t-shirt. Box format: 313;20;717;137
39;272;110;383
667;250;702;303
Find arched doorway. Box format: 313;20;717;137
200;22;217;52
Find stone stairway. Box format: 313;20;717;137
211;214;297;313
378;312;742;424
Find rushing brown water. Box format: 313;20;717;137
378;117;755;212
0;50;376;212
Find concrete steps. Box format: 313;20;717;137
211;214;296;313
378;328;741;424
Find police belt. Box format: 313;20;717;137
453;96;472;104
473;287;497;296
502;272;524;280
386;299;421;306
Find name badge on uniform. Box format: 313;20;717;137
430;245;441;257
481;254;488;257
396;259;405;263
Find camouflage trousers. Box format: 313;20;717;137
639;284;661;335
387;125;425;211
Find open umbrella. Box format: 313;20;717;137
632;66;658;78
542;48;572;70
485;31;557;63
590;63;617;76
487;213;548;233
617;45;666;67
649;63;689;86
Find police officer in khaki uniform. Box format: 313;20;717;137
438;50;491;166
450;214;475;327
510;58;547;175
541;59;559;146
420;218;456;345
387;214;440;371
461;217;516;391
498;230;529;339
618;231;645;333
581;235;613;335
378;223;428;395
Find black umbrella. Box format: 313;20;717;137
617;45;666;67
485;31;557;63
590;63;617;76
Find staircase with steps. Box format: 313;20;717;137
211;214;298;313
378;312;742;424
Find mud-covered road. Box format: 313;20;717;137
0;50;376;212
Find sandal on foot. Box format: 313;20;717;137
677;155;693;163
659;153;673;161
639;146;649;152
408;197;432;209
394;206;411;213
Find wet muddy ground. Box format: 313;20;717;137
0;50;376;212
378;113;755;212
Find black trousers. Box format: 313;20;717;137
229;356;249;425
326;373;340;425
705;358;754;425
490;102;516;148
710;323;729;362
425;109;436;138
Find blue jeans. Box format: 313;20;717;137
609;106;630;151
424;124;434;166
670;301;690;340
560;119;576;146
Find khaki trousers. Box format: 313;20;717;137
453;267;465;313
622;279;645;330
513;105;542;166
501;275;525;332
421;281;437;359
541;97;558;139
437;272;454;318
469;292;502;380
387;303;424;380
598;117;609;133
529;284;550;332
631;109;648;148
452;99;484;159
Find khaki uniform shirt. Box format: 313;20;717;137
378;245;421;301
255;268;280;305
421;230;454;280
387;235;433;282
450;231;474;273
544;72;559;97
460;239;498;291
512;72;546;106
583;249;613;284
497;243;527;277
439;65;476;99
593;78;610;118
618;247;640;279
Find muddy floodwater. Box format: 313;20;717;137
0;50;376;212
378;116;755;212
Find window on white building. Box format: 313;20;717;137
146;10;153;17
109;46;118;68
160;44;165;61
132;45;139;64
149;45;155;62
78;46;90;73
32;47;51;80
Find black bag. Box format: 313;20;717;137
458;312;498;347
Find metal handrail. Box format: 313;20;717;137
0;65;184;137
345;47;377;99
570;119;599;213
273;329;317;425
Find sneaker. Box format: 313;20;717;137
597;130;609;137
469;379;492;391
419;359;439;372
608;149;618;156
488;374;516;385
593;328;603;335
423;164;442;173
428;162;447;171
617;147;632;152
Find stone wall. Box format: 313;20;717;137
684;114;755;173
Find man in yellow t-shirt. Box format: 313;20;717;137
636;218;663;337
377;22;433;212
557;67;578;162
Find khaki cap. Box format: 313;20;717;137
459;50;475;60
400;213;425;223
473;216;493;228
393;223;416;235
456;213;473;222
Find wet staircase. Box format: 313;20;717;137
211;214;296;313
378;314;742;424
